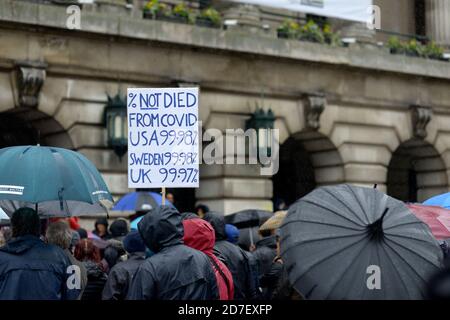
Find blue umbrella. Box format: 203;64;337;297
112;191;175;213
0;145;113;217
423;192;450;209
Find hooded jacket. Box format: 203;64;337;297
183;218;234;300
0;235;80;300
127;206;218;300
81;260;108;300
253;235;278;277
203;212;260;300
102;231;146;300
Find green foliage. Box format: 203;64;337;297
424;41;444;60
387;36;404;54
277;20;301;39
299;20;325;43
143;0;169;18
322;23;342;46
173;3;190;18
277;19;341;46
199;7;221;26
387;36;445;60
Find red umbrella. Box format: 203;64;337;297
407;204;450;240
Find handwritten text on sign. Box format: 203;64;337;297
127;88;199;188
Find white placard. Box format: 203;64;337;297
127;88;199;188
229;0;373;23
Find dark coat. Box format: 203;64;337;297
0;235;80;300
81;261;107;300
127;206;219;300
253;235;277;277
204;212;260;300
102;252;145;300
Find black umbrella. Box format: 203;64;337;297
280;184;443;300
225;209;273;229
225;209;273;248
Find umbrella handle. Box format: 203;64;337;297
249;228;254;247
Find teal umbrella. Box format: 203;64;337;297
0;145;113;217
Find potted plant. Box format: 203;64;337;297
387;36;405;55
143;0;170;20
424;41;444;60
298;20;325;44
196;7;221;28
170;2;193;24
277;20;300;39
404;39;424;57
323;23;342;46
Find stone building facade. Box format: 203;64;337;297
0;0;450;223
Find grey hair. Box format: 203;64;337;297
46;221;72;249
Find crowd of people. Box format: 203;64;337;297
0;204;295;300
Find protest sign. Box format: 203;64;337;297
127;87;199;189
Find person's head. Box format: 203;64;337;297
203;212;226;241
77;228;88;239
181;212;198;220
74;238;102;263
166;193;174;204
123;230;146;254
46;221;72;250
137;205;183;253
94;218;109;236
183;218;215;254
195;204;210;218
109;218;129;239
11;208;40;238
225;224;239;244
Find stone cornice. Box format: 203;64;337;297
1;0;450;81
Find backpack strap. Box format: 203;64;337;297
207;255;232;298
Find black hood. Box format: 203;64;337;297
137;206;183;253
109;219;129;238
95;218;109;229
0;235;42;254
203;212;226;241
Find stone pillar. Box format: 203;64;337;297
426;0;450;47
216;1;264;35
196;164;273;215
330;19;376;45
196;108;274;214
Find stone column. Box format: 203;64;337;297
212;1;263;35
330;19;376;45
426;0;450;47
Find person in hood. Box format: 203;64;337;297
253;230;277;278
0;208;80;300
183;218;234;300
103;239;127;272
109;218;129;241
102;230;146;300
203;212;260;300
93;218;111;240
225;224;239;244
74;238;108;300
127;206;218;300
